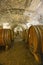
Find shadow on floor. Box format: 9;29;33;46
0;40;39;65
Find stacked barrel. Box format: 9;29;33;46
28;25;43;63
0;29;14;50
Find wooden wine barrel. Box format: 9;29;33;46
28;25;43;63
23;29;28;42
0;29;14;49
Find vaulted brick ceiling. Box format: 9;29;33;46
0;0;32;25
0;0;32;12
0;0;42;28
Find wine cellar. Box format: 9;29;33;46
0;0;43;65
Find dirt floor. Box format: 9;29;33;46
0;39;39;65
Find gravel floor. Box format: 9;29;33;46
0;39;39;65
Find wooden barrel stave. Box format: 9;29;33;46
0;29;14;49
28;25;43;63
4;29;11;46
28;25;43;53
28;26;39;53
37;26;43;53
0;29;4;46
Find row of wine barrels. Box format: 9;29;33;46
0;29;14;49
23;29;28;42
28;25;43;63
